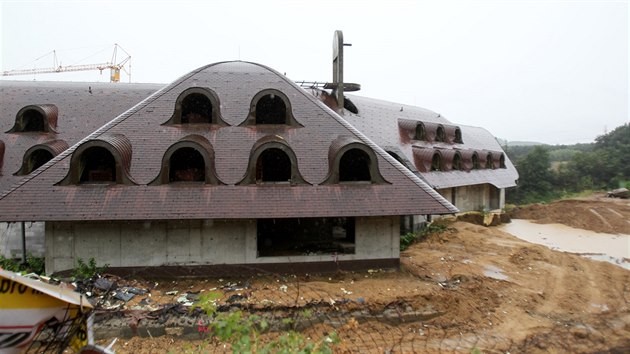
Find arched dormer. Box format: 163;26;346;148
413;147;445;172
415;122;426;141
57;133;136;185
323;136;388;184
237;135;308;185
460;150;479;171
7;104;58;133
150;135;223;185
163;87;227;126
490;151;506;169
240;89;302;127
482;151;494;169
440;150;462;171
430;151;442;171
444;125;463;144
423;122;446;143
15;139;69;176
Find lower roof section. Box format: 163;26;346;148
0;184;455;222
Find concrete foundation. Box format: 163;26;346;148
45;216;400;274
438;184;505;213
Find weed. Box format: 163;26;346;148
72;258;108;280
191;292;339;353
0;253;45;275
400;223;448;251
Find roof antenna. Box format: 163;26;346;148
333;30;350;114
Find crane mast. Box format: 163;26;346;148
1;44;131;82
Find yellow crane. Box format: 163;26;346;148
1;44;131;82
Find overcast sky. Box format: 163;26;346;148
1;0;628;145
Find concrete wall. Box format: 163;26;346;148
45;216;400;274
0;222;45;258
437;184;505;213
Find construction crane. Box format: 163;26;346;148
1;44;131;82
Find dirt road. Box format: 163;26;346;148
98;197;630;353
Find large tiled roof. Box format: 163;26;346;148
0;81;162;192
0;62;457;221
339;94;519;189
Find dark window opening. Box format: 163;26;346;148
79;147;116;183
452;154;462;170
26;149;53;174
181;93;212;124
486;154;493;169
257;217;355;257
436;126;446;142
472;154;480;169
387;151;405;165
415;124;425;140
454;128;463;143
256;94;286;124
339;148;371;182
430;153;441;171
169;147;205;182
22;110;45;132
256;148;291;182
500;154;506;168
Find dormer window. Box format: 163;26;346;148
256;94;286;124
500;153;506;168
163;87;227;126
472;152;480;169
323;136;388;184
485;152;493;169
431;152;441;171
240;89;302;127
415;122;426;140
256;148;291;182
454;127;463;143
57;133;136;186
238;135;308;185
80;147;116;183
15;140;69;176
452;152;462;170
170;148;205;182
150;135;223;185
7;104;58;133
339;149;371;182
436;125;446;142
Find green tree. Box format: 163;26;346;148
509;146;557;204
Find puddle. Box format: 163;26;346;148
500;220;630;270
483;265;509;280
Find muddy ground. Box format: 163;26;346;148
94;196;630;353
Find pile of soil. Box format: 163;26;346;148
509;193;630;234
95;197;630;353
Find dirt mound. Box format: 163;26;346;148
510;195;630;234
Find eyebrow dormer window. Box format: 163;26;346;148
256;148;291;182
80;147;116;183
256;94;286;124
57;134;136;186
415;122;426;140
339;149;371;182
163;87;227;126
15;140;69;176
436;125;446;142
182;94;212;124
151;135;223;185
237;135;308;185
170;147;205;182
431;152;441;171
240;89;303;127
323;136;388;184
452;152;462;170
7;104;58;133
472;152;480;169
454;127;463;143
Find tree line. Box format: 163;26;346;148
505;124;630;204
